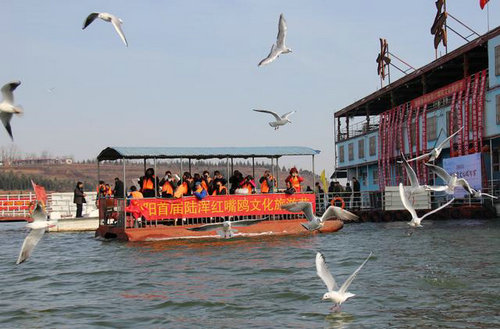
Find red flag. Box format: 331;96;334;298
31;180;48;206
480;0;490;9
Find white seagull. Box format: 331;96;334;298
187;219;265;238
0;80;23;140
407;126;463;163
424;163;473;195
398;153;442;196
258;14;292;67
17;202;57;264
316;251;372;311
399;183;455;228
281;202;358;231
253;109;295;130
82;12;128;46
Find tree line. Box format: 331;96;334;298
0;171;94;192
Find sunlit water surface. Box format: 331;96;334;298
0;219;499;328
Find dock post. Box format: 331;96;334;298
276;157;280;190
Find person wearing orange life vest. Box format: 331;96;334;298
96;180;107;199
159;171;179;198
128;185;144;200
105;184;113;197
259;170;276;193
285;167;304;192
201;170;213;194
139;168;159;198
174;172;193;198
212;179;228;195
240;175;256;194
193;181;208;200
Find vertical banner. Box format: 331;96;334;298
422;104;428;184
407;106;413;162
378;113;384;189
415;106;421;183
399;105;406;184
443;153;481;197
464;76;472;155
449;92;457;154
477;69;487;152
456;89;464;156
471;72;480;153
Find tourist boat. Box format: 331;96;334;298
94;146;343;241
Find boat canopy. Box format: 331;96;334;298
97;146;320;161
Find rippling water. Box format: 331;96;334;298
1;219;499;328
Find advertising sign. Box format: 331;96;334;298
443;153;481;197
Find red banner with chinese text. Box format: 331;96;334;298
411;79;466;108
132;193;316;220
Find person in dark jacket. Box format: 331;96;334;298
229;170;244;194
113;177;124;198
73;181;86;218
139;168;159;198
352;177;361;209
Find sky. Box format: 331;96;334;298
1;0;499;177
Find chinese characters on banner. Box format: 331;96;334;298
133;193;316;220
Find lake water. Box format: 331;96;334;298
0;219;499;328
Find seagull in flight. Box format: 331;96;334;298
253;109;295;130
187;219;265;238
17;202;57;264
399;183;455;228
281;202;358;231
258;14;292;67
82;12;128;46
316;251;372;311
407;126;463;163
398;153;442;196
424;163;474;195
0;80;23;140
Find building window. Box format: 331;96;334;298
427;116;437;141
358;139;365;158
372;169;378;185
496;45;500;76
497;94;500;125
348;143;354;161
369;136;376;156
339;145;344;163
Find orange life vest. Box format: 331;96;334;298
174;182;189;198
242;182;253;194
212;185;227;196
130;191;143;199
261;176;274;193
201;179;210;192
290;176;301;192
161;181;174;194
142;177;154;190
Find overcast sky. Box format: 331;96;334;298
1;1;498;176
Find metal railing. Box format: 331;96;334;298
337;117;380;142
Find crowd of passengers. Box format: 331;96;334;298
97;167;305;201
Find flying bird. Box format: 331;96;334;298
187;219;265;238
281;202;358;231
424;163;474;195
407;126;463;162
82;12;128;46
398;153;442;196
253;109;295;130
399;183;454;228
316;251;372;311
258;14;292;67
17;202;57;264
0;80;23;140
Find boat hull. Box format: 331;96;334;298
95;218;343;241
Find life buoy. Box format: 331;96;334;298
331;197;345;209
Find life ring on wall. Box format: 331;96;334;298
331;197;345;209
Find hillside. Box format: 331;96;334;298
0;161;319;193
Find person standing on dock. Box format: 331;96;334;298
352;177;360;210
259;170;276;193
73;182;86;218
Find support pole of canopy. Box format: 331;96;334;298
123;157;127;229
226;157;230;181
180;158;183;183
188;158;192;174
252;157;255;179
154;157;157;198
231;158;234;174
312;155;316;192
97;160;100;184
276;157;280;191
271;158;275;187
143;159;146;174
